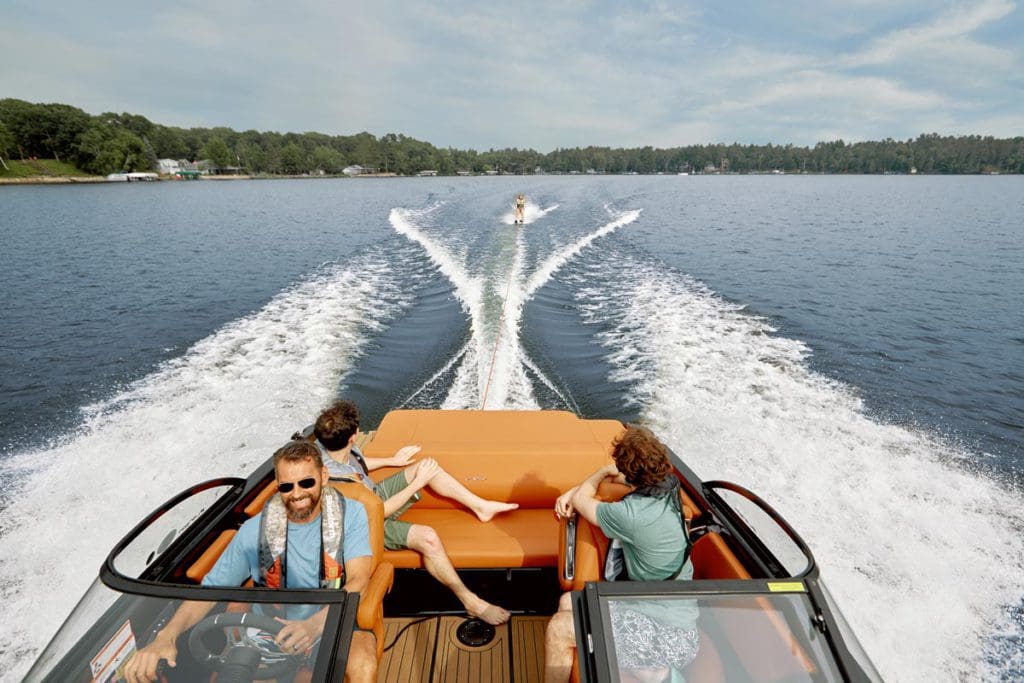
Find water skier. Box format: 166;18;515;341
514;193;526;224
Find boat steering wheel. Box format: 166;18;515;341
188;612;298;682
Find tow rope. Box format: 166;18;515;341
480;224;519;409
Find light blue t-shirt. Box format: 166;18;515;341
203;499;371;619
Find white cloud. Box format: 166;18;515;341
842;0;1017;67
708;70;948;113
0;1;1020;149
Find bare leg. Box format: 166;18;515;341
406;524;511;625
405;463;518;522
544;592;576;683
345;631;377;683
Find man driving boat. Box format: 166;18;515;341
124;440;377;683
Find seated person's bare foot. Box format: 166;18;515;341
467;598;511;625
475;500;519;523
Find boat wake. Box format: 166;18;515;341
389;203;640;410
0;253;414;681
565;244;1024;682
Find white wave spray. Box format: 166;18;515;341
572;249;1024;682
0;255;410;681
390;204;641;410
501;201;559;225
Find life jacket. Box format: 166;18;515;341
257;485;346;589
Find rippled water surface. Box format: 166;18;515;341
1;176;1022;681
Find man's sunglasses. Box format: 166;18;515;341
278;477;317;494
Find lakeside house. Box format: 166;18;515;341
106;172;158;182
157;159;181;175
343;164;382;176
416;170;438;176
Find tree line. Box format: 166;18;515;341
1;98;1021;176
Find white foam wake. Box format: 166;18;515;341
391;204;639;411
389;205;538;409
0;256;409;681
573;249;1024;682
388;206;494;409
525;208;642;297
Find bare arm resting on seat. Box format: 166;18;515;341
361;444;421;470
570;464;625;525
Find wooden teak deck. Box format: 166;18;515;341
376;616;548;683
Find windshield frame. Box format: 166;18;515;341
573;579;876;683
100;475;351;604
31;475;361;681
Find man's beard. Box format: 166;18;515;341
286;489;321;522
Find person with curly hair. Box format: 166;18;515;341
545;425;698;683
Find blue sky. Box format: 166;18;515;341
2;0;1022;151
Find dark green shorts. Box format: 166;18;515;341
374;471;420;550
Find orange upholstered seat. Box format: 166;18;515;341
381;508;561;569
360;410;626;570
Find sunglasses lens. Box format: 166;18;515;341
278;477;317;494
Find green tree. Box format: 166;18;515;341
236;139;266;173
280;142;307;174
0;99;91;161
149;126;189;159
200;136;233;168
74;122;148;174
311;145;344;173
0;119;14;169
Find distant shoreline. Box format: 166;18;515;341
2;168;1015;183
0;175;107;184
0;172;411;185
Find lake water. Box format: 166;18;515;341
1;176;1021;681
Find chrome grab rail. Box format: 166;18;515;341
564;514;577;582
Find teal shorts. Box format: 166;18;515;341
374;471;420;550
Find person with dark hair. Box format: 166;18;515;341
125;440;377;683
314;400;518;625
544;426;698;683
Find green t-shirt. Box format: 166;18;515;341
596;494;692;582
596;495;698;635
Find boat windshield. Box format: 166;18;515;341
26;477;356;682
577;581;860;683
25;579;352;682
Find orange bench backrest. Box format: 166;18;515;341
364;410;624;508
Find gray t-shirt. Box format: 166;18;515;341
319;443;375;492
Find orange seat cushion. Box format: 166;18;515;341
186;530;237;583
382;509;560;569
691;532;752;580
365;410;625;508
